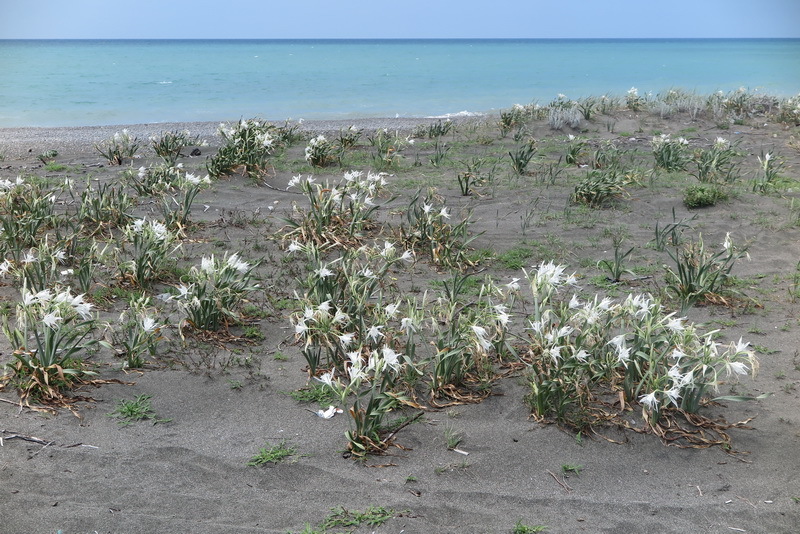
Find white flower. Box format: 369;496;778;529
438;207;450;219
639;391;658;410
348;363;366;383
422;203;433;214
384;302;400;318
338;332;355;347
726;361;750;376
316;301;332;317
42;311;61;328
226;253;249;273
366;325;384;342
399;250;414;263
201;257;215;274
664;387;681;407
381;346;400;371
505;278;520;292
381;241;395;257
287;241;303;253
568;295;581;309
722;233;732;252
294;318;308;335
471;325;492;350
316;266;333;278
609;334;626;349
400;317;416;334
347;350;362;366
665;315;685;332
732;337;750;355
176;284;191;299
493;304;510;326
574;349;590;362
141;316;158;333
316;370;335;387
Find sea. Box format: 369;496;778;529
0;39;798;127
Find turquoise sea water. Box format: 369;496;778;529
0;39;798;127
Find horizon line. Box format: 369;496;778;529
2;36;800;41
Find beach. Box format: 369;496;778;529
1;100;800;533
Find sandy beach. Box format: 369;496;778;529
1;102;799;533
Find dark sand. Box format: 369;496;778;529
1;112;799;533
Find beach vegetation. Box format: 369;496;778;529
2;90;791;488
508;140;537;175
523;263;758;446
571;169;628;207
117;218;180;288
625;87;647;111
683;183;727;209
596;236;635;283
247;440;297;466
564;134;585;165
512;520;548;533
151;129;203;167
158;170;211;231
169;252;258;332
651;209;696;252
444;424;463;449
207;118;277;180
561;463;583;476
400;189;476;268
751;151;782;193
690;137;740;183
304;135;338;167
548;94;582;130
108;394;170;426
283;171;387;247
319;506;396;530
664;233;748;313
75;181;134;232
367;128;408;171
651;134;690;171
288;383;337;407
103;295;164;369
498;104;528;137
336;124;362;149
95;129;140;165
2;285;99;403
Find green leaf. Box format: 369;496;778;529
712;392;772;402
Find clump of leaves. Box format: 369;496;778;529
320;506;395;530
95;130;140;165
108;394;170;426
571;170;627;207
513;520;548;533
683;184;727;209
247;440;297;466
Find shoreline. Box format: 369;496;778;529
0;116;483;157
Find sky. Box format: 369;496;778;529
1;0;799;39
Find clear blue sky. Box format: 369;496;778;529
1;0;799;39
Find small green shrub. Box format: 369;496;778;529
683;184;727;209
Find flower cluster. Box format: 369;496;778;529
169;252;258;332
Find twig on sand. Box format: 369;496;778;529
547;469;573;492
384;411;425;445
1;429;53;446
